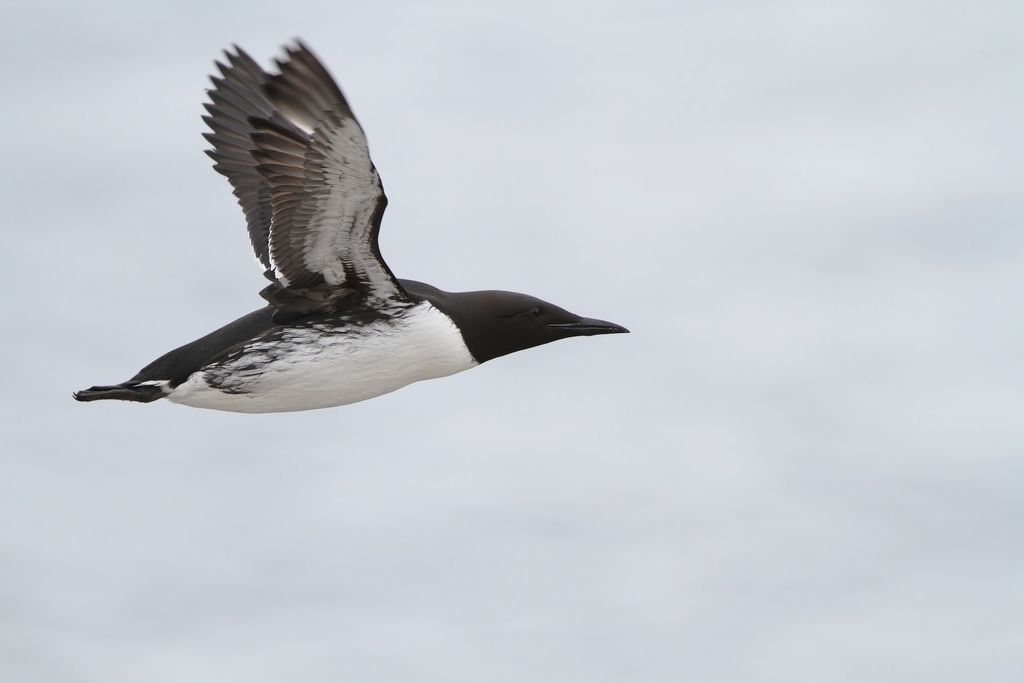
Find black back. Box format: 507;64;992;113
130;307;278;386
129;281;432;386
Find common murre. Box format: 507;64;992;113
74;40;628;414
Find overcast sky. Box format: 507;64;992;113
2;1;1023;681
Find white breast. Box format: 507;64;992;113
167;302;477;413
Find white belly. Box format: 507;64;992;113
167;302;477;413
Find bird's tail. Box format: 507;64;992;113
73;381;168;404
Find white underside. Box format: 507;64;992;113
167;302;477;413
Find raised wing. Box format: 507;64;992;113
203;41;405;313
203;47;282;275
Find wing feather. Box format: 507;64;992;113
203;48;278;272
251;42;403;301
203;40;404;311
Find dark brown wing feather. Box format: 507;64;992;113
203;47;284;273
203;41;404;312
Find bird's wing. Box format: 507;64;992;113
203;46;288;276
204;41;406;314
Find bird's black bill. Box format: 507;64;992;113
548;317;630;336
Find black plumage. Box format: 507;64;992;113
74;41;627;412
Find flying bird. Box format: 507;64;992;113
74;40;628;413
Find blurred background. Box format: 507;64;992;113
2;1;1022;681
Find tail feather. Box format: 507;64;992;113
73;382;167;404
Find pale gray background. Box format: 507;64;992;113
2;1;1022;681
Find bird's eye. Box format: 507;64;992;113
529;307;542;318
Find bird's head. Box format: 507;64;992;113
430;287;629;363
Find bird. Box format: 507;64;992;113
74;40;628;414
